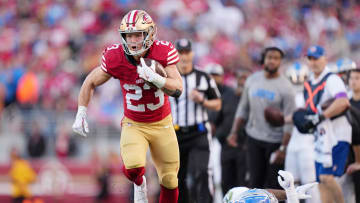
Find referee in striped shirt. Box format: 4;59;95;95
170;38;221;203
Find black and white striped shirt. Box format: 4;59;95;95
170;68;221;127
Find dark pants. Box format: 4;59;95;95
246;136;284;189
177;128;212;203
353;170;360;202
221;143;247;194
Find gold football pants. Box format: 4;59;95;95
120;114;180;189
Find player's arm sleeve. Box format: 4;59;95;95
326;75;348;98
99;45;119;77
235;77;251;120
205;76;221;100
158;41;180;68
282;82;296;134
100;53;108;73
167;45;180;66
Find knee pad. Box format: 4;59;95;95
123;166;145;185
160;173;178;189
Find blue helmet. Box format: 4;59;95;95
285;62;309;85
223;187;278;203
334;58;356;74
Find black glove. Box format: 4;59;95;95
305;113;325;127
293;109;325;134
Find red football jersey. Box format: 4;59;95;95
100;40;179;122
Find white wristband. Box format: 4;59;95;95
285;189;299;203
152;75;166;89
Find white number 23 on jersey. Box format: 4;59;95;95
123;83;164;112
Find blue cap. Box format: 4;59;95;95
307;45;325;59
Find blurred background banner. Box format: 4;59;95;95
0;0;360;202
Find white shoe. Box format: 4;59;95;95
134;176;148;203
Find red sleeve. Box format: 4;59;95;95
100;44;122;77
153;41;179;68
166;42;180;66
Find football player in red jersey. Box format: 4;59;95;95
72;10;183;203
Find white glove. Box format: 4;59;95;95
72;106;89;137
295;182;318;199
137;58;166;88
278;170;318;203
278;170;295;190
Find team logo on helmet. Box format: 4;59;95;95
179;39;189;47
223;188;278;203
143;14;152;24
286;62;309;85
310;46;317;52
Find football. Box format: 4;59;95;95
264;106;285;127
142;58;167;77
141;58;167;88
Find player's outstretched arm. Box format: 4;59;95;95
277;170;318;203
78;67;111;107
72;67;111;137
265;189;287;201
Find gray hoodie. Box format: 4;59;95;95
236;71;296;143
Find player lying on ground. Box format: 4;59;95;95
223;170;318;203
